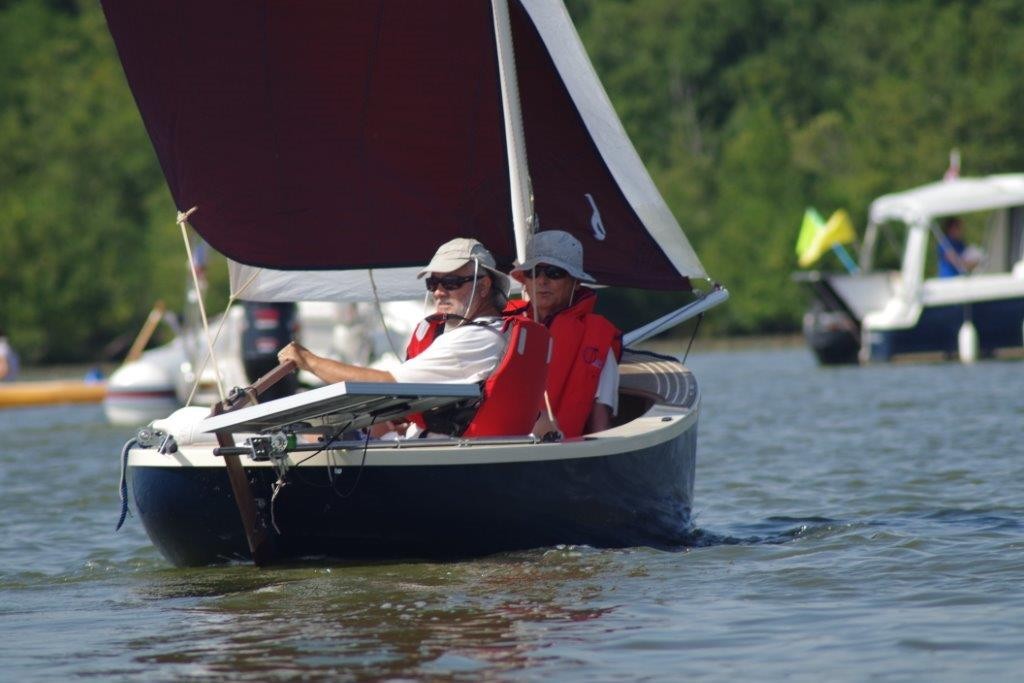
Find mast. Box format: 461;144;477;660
491;0;535;263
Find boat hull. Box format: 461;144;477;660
798;269;1024;363
802;307;860;365
0;380;106;408
129;415;697;566
867;296;1024;362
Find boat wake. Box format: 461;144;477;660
687;515;863;547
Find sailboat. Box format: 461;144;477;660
103;0;728;566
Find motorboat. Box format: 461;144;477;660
102;0;728;566
796;174;1024;364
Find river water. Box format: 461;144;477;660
1;347;1021;681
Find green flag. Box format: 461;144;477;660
798;209;857;268
796;207;825;257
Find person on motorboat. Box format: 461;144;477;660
505;230;622;437
937;217;982;277
278;237;547;438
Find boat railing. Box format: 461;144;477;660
292;433;542;452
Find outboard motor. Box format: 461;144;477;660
241;301;299;400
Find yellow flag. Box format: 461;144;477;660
798;209;856;268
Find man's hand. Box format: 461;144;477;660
278;341;312;372
532;411;562;441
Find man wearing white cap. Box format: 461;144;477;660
279;237;510;389
506;230;622;437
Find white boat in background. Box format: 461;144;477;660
103;337;186;426
796;174;1024;364
102;0;728;566
104;299;419;426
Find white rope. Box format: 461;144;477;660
229;266;262;301
183;266;262;406
176;207;227;403
179;247;269;406
182;304;232;407
529;265;539;322
460;260;482;327
368;269;400;358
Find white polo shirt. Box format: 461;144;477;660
390;318;507;384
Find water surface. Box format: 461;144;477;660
1;348;1021;680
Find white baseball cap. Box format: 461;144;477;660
417;237;511;296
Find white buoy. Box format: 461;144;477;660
958;320;978;364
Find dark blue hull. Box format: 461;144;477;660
130;428;697;566
802;306;860;365
868;297;1024;361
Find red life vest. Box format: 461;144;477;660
405;316;446;360
403;315;550;437
505;288;622;437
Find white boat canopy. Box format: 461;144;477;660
869;174;1024;227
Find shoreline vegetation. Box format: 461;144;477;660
4;1;1024;364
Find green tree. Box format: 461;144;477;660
0;1;187;363
5;0;1024;360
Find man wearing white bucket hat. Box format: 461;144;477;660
280;237;509;388
506;230;622;437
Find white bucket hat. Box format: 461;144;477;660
417;237;511;296
510;230;595;283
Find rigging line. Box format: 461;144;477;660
269;444;293;536
177;208;226;402
284;420;359;489
115;438;137;531
181;222;261;407
681;312;704;366
458;259;482;328
183;300;234;408
270;474;286;535
270;420;355;531
229;266;261;302
292;422;354;470
333;417;373;499
368;269;400;359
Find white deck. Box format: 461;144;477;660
199;381;479;435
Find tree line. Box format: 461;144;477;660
3;0;1024;363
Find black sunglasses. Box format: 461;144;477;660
522;265;569;280
425;274;478;292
